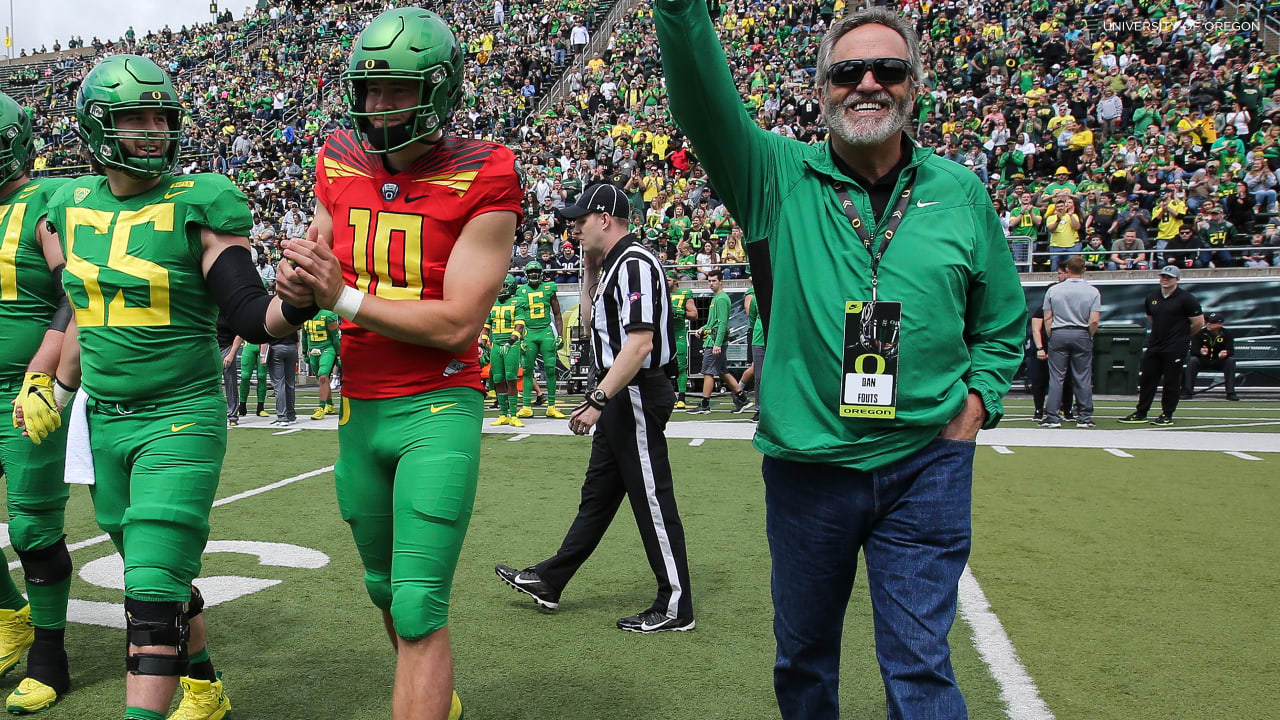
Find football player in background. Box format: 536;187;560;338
666;271;697;408
236;342;270;418
302;309;340;419
0;92;76;715
25;55;313;720
484;275;528;428
514;261;565;419
279;8;522;719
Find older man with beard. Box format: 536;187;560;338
655;3;1026;719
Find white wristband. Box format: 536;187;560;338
52;379;76;410
334;286;366;321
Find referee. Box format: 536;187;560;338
496;183;695;633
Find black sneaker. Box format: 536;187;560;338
534;393;547;407
616;609;695;634
751;411;759;423
1150;414;1174;426
1118;413;1148;424
1037;419;1061;428
237;401;247;417
1075;421;1096;429
687;402;711;415
1063;410;1075;422
1226;393;1240;402
495;564;559;610
732;393;753;414
1033;410;1044;422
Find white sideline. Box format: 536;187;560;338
958;566;1056;720
6;465;335;571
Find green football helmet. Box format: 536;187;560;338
525;260;543;286
343;8;464;153
500;274;517;299
76;55;184;178
0;93;32;185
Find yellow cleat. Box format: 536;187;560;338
450;690;464;720
545;406;566;419
168;675;231;720
485;390;496;400
324;404;335;414
6;677;59;714
257;410;270;417
311;407;328;420
515;406;533;418
675;401;687;410
0;605;33;678
507;416;525;428
491;415;510;426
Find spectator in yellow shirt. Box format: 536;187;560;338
1046;193;1084;271
1153;192;1190;243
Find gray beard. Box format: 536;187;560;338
821;90;914;147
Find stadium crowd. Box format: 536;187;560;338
12;0;1280;278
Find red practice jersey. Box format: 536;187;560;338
315;130;523;399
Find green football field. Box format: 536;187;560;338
1;397;1277;719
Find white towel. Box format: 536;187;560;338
63;393;96;485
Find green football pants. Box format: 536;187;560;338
490;342;521;383
674;336;688;395
86;394;225;602
521;327;557;405
307;348;337;377
239;344;268;404
0;380;70;555
334;388;482;640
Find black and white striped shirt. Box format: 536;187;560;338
590;235;675;371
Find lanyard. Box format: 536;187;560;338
832;178;915;301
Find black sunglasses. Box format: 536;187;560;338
827;57;913;86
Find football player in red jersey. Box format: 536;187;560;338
279;9;521;720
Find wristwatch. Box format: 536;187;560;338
587;389;610;410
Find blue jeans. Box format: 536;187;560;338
1049;242;1081;271
764;437;975;720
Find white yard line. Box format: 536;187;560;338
272;428;302;436
992;446;1015;455
8;465;335;571
958;566;1055;720
1225;451;1262;461
1105;448;1134;458
1147;420;1280;431
689;438;705;447
507;433;530;442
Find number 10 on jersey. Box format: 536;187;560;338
346;208;426;300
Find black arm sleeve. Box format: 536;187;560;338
206;245;276;344
48;263;74;332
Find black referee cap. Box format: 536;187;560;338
558;183;630;219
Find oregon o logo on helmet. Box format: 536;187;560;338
150;91;162;100
100;144;113;157
854;353;887;375
90;105;105;118
364;59;376;69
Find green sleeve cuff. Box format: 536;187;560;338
971;386;1004;429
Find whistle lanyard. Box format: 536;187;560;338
832;179;915;301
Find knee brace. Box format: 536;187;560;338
186;584;205;620
15;536;72;587
124;598;189;676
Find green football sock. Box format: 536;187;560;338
498;394;509;415
0;550;26;611
521;373;533;405
26;575;69;629
545;375;556;404
124;708;164;720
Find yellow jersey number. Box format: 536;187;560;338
63;205;172;327
305;319;329;344
0;202;29;301
491;304;516;334
526;289;547;320
347;208;425;300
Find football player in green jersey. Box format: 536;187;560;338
237;343;270;417
483;275;528;427
21;55;314;720
666;271;698;408
514;261;565;419
302;310;340;419
0;91;77;714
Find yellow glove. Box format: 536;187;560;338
14;372;65;446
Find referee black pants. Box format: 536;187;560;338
536;370;694;620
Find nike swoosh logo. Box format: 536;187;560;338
640;620;669;631
404;193;429;203
513;575;542;585
171;422;197;432
164;190;189;200
916;200;940;208
9;688;26;697
430;403;458;414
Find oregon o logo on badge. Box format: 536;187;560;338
854;353;887;375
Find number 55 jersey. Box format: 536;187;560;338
45;173;252;404
315;130;523;399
